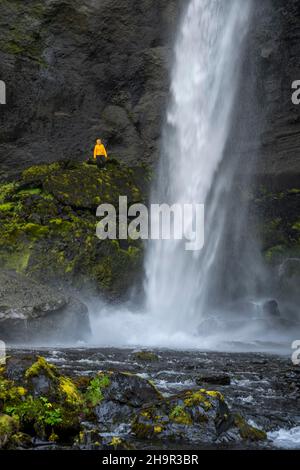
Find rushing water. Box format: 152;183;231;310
8;347;300;449
91;0;266;348
144;0;253;334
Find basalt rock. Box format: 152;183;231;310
0;160;150;299
0;356;267;449
0;0;185;181
196;373;231;386
0;270;90;344
132;389;266;445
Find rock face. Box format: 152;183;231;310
250;0;300;185
0;271;90;344
0;160;150;299
0;0;299;184
0;0;184;181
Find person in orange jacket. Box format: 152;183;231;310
93;139;108;169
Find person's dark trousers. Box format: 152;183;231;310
96;156;106;169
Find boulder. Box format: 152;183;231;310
0;356;267;448
196;373;231;386
132;389;266;444
263;299;281;318
93;371;162;429
132;351;159;362
0;270;90;344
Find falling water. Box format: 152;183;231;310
92;0;267;348
145;0;253;336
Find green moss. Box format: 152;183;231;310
292;221;300;231
234;414;266;441
22;223;49;239
0;245;32;273
0;375;27;403
0;202;14;212
22;163;60;184
183;390;213;410
0;183;16;203
264;244;286;262
205;390;224;401
0;161;148;297
131;421;155;439
59;377;83;407
133;351;159;362
17;188;42;197
25;356;58;381
0;1;48;64
1;358;87;443
0;414;19;448
169;405;192;425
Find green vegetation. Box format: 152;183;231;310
25;356;58;381
0;160;150;297
253;187;300;264
133;351;159;362
85;374;110;407
0;357;112;446
234;414;267;441
0;0;47;64
169;405;192;425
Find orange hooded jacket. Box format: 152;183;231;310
94;140;108;159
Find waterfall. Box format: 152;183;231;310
144;0;253;338
92;0;258;348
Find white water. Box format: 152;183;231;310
144;0;252;335
268;427;300;449
91;0;264;349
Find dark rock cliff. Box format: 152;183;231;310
252;0;300;188
0;0;299;185
0;0;184;181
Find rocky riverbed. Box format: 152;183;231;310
1;347;299;450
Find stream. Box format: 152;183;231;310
7;347;300;450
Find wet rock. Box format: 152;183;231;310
132;351;159;362
132;388;266;444
263;300;281;318
101;371;162;406
0;356;85;442
74;428;135;450
0;270;90;344
94;371;162;429
196;373;231;386
1;352;271;449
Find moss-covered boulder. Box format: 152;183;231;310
0;356;267;448
0;160;151;299
132;388;266;444
92;370;162;430
132;350;159;362
1;357;85;443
